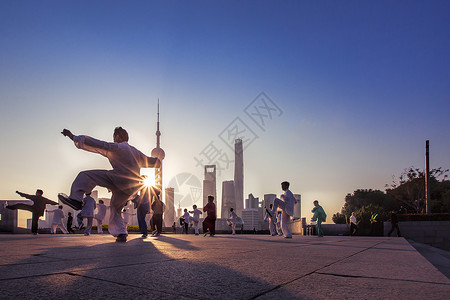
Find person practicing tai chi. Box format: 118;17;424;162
81;192;96;236
134;188;150;238
67;212;75;234
150;188;164;237
272;181;296;238
94;199;108;234
122;205;136;230
182;208;190;234
349;212;358;236
47;205;69;234
189;204;202;235
59;127;160;243
311;200;327;237
6;190;58;235
264;204;277;236
203;195;216;237
226;207;240;235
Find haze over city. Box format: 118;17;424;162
1;1;449;223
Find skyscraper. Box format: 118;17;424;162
221;180;235;218
293;194;301;220
203;165;216;209
164;188;175;227
234;139;244;216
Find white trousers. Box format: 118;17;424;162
269;218;277;235
69;170;134;236
51;223;68;234
273;198;292;238
95;216;104;234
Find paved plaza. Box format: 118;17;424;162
0;234;449;299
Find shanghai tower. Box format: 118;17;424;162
234;139;244;216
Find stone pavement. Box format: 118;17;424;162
0;234;449;299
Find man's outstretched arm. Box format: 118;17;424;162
16;190;32;199
61;129;74;140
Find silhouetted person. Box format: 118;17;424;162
134;188;150;238
370;212;378;236
67;212;75;233
182;208;190;234
273;181;296;238
349;212;358;236
47;205;68;234
151;188;164;237
6;190;57;235
203;195;216;236
311;200;326;237
388;209;402;237
172;222;177;233
59;127;160;243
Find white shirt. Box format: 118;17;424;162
48;208;65;225
81;196;96;218
95;203;107;220
350;215;357;225
182;211;190;221
281;189;295;216
189;208;202;221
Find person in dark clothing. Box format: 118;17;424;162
388;209;402;237
67;212;75;233
202;195;216;236
151;188;164;237
134;187;150;238
6;190;58;234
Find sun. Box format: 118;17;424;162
140;168;155;187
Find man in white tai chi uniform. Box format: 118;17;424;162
272;181;297;238
59;127;160;243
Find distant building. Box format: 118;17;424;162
293;194;301;220
263;194;276;210
245;193;259;209
203;165;216;208
221;180;235;218
242;208;259;230
234;139;244;216
165;188;175;227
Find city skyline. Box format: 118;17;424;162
0;1;449;224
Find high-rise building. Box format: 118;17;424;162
242;208;259;230
245;193;259;209
263;194;276;210
234;139;244;216
165;188;175;227
293;194;301;220
221;180;235;218
203;165;216;208
151;100;165;198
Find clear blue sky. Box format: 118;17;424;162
1;1;449;220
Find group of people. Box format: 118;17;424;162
6;126;404;242
264;181;327;238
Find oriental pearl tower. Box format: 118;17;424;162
151;100;165;192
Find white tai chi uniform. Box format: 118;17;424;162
68;135;158;236
95;203;108;234
273;189;296;238
189;208;202;235
48;208;68;234
122;210;136;229
227;211;239;235
264;207;277;236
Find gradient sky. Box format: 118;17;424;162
1;1;449;221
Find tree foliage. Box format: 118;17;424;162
333;166;450;225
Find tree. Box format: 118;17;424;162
386;167;449;213
332;212;346;224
